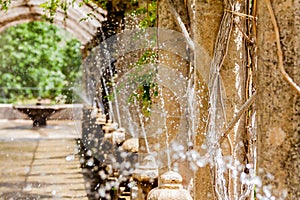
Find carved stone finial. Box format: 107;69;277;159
147;171;193;200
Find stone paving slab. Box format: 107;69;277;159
0;119;81;141
0;120;88;200
0;140;37;151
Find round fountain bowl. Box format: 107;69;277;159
147;171;193;200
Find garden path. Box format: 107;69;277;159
0;120;88;199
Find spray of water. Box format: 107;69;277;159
133;97;151;153
98;26;121;125
156;70;171;170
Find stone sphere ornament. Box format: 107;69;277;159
147;171;193;200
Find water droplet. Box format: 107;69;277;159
66;155;75;161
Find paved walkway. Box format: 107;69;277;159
0;120;88;199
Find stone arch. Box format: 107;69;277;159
0;0;107;45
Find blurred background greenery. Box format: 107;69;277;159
0;21;82;104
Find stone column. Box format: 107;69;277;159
256;0;300;199
189;1;223;199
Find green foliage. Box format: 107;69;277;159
1;0;107;22
127;50;158;117
40;0;71;23
93;0;108;9
0;0;10;11
0;21;82;103
129;0;157;28
139;0;157;28
40;0;107;23
123;1;158;116
128;82;158;118
134;50;157;66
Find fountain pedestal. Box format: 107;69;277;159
132;155;158;200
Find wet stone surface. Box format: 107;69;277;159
0;120;88;199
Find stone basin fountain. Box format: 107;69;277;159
13;105;65;127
